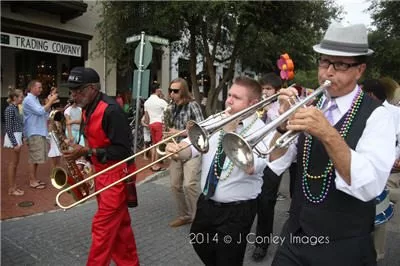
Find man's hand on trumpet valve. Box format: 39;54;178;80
275;87;299;133
286;106;337;141
278;87;299;115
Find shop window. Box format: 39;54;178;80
16;50;56;97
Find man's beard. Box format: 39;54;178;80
76;98;89;109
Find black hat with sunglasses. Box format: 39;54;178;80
63;67;100;89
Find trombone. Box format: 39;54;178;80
222;80;332;172
55;108;236;210
187;93;280;153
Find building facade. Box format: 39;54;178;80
1;1;171;104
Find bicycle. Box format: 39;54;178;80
127;103;145;152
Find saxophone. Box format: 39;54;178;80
156;100;174;155
49;110;90;201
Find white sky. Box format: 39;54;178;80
335;0;373;29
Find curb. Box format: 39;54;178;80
137;169;169;185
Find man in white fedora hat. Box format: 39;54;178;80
267;23;396;265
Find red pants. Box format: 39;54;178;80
87;165;139;266
149;122;163;144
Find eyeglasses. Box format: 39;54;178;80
169;88;180;94
318;58;360;71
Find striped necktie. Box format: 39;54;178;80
324;99;337;125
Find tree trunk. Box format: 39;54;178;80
189;19;201;103
204;24;248;115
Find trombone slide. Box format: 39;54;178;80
56;129;186;210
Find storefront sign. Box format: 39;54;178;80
0;32;82;57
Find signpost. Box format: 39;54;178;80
126;32;169;153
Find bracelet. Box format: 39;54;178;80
276;126;287;134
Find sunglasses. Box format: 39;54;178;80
169;88;180;94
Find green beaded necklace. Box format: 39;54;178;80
302;88;364;203
214;115;258;180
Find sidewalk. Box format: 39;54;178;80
1;144;169;220
2;172;399;265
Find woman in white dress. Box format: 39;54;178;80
47;87;62;171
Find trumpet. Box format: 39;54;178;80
187;93;280;153
55;108;233;210
222;80;332;172
157;107;232;156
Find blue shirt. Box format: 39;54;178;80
23;93;49;138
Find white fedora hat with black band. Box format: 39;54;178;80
313;23;374;57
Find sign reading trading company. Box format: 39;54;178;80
1;32;82;57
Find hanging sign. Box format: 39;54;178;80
0;32;82;57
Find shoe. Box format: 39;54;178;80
8;188;24;196
252;246;267;261
30;181;46;189
276;192;287;201
151;166;166;172
169;217;192;227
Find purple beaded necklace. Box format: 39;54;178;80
302;88;364;204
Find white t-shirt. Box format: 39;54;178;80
144;94;168;124
64;105;82;131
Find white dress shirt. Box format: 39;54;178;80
268;85;396;202
383;100;400;159
144;94;168;124
184;113;270;202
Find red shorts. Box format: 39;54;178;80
149;122;163;144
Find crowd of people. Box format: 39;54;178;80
3;22;400;266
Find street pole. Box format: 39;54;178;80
126;32;168;154
133;31;145;154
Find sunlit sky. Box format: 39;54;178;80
335;0;373;29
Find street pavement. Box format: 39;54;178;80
1;171;399;266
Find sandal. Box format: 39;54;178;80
30;182;46;189
151;167;166;172
9;189;24;196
